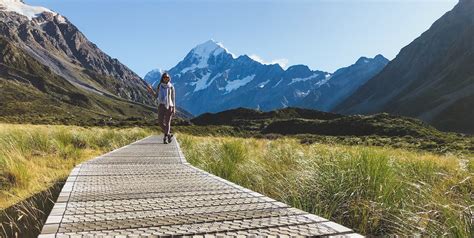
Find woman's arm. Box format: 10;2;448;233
146;84;157;98
172;87;176;106
171;86;176;114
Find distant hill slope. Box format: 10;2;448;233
335;0;474;134
262;114;440;138
192;107;343;126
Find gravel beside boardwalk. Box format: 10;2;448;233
40;135;362;237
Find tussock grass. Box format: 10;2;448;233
179;134;473;237
0;124;152;209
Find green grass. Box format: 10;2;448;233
0;123;152;209
178;134;473;237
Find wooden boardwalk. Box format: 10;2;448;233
40;136;361;237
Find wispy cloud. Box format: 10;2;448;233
249;54;289;69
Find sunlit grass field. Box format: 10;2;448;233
178;134;473;237
0;124;152;209
0;123;471;237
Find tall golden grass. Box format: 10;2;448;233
0;124;151;209
178;134;473;237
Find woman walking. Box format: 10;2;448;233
147;72;176;144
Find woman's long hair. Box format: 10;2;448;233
160;72;171;84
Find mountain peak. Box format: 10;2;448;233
355;54;388;65
191;39;233;58
355;56;370;64
176;40;235;73
286;64;311;72
0;0;55;20
374;54;388;62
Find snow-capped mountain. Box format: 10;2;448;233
146;40;387;116
0;0;165;123
0;0;153;105
147;40;331;115
0;0;54;20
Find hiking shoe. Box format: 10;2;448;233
163;136;168;144
167;133;174;143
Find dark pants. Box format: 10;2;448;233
158;104;173;135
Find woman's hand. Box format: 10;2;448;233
171;106;176;115
146;84;154;94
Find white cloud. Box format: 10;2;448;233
249;54;289;69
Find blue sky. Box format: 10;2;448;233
28;0;457;77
